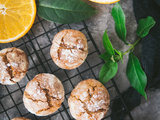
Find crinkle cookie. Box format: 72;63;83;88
0;47;29;85
23;73;64;116
11;117;30;120
68;79;110;120
50;29;88;70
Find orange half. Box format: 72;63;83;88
0;0;36;43
89;0;120;4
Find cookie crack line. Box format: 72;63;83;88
37;81;62;101
24;91;46;103
60;38;85;51
2;53;16;83
57;31;86;60
57;32;67;60
24;81;62;103
70;94;107;117
8;48;28;73
35;107;51;115
70;95;91;116
24;88;61;115
35;104;60;115
86;84;103;101
35;81;61;114
25;90;56;115
1;48;28;84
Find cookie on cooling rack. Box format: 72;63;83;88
23;73;65;116
11;117;31;120
50;29;88;70
68;79;110;120
0;47;29;85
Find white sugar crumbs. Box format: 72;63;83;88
11;62;18;67
7;63;10;67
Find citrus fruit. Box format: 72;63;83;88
89;0;120;4
0;0;36;43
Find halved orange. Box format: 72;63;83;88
0;0;36;43
89;0;120;4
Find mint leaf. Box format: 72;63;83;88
100;52;114;62
136;16;156;38
111;2;127;44
99;59;118;84
126;52;147;99
103;30;115;55
37;0;97;24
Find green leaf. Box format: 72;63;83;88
111;2;127;44
114;49;124;63
100;52;115;62
126;52;147;99
99;59;118;84
136;16;156;38
37;0;97;24
103;30;115;55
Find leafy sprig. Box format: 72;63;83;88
99;2;156;99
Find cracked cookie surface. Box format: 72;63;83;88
68;79;110;120
0;47;29;85
50;29;88;70
11;117;31;120
23;73;64;116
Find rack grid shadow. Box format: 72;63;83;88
0;16;133;120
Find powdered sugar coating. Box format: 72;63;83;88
0;47;29;85
23;73;65;116
68;79;110;120
50;29;88;70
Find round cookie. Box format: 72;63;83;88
50;29;88;70
11;117;30;120
0;47;29;85
68;79;110;120
23;73;65;116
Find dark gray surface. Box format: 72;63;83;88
85;0;160;120
1;0;160;120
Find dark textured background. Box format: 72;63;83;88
111;0;160;119
1;0;160;119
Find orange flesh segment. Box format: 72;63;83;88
0;0;36;43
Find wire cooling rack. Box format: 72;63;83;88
0;15;133;120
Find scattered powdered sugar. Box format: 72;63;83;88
11;62;18;68
90;114;97;120
33;92;39;98
85;97;106;112
0;57;12;84
36;88;41;95
7;63;10;67
66;55;74;63
61;49;75;63
58;94;62;99
94;100;105;111
78;103;85;112
93;94;98;98
54;42;60;48
83;91;88;98
77;43;84;50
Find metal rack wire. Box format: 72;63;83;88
0;16;133;120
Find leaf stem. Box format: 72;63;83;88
123;38;141;55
